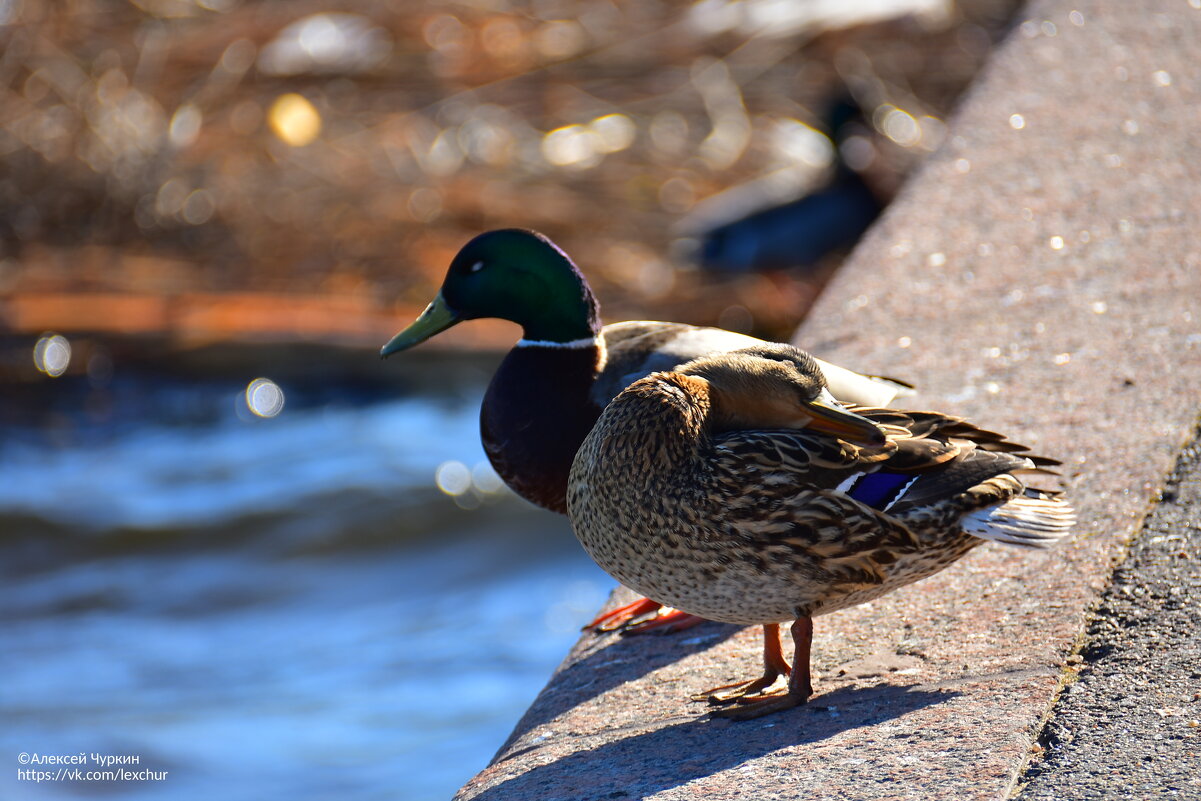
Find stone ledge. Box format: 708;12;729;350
456;1;1201;798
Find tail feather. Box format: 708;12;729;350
960;492;1076;549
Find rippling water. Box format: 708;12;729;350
1;378;612;801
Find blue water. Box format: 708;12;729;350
0;383;612;801
0;388;489;530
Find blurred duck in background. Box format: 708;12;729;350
381;229;909;632
693;98;886;274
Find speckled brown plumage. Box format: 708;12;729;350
567;345;1074;718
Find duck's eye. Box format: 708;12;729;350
470;261;485;273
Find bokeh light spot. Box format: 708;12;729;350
881;107;921;147
717;305;753;334
840;135;876;171
156;178;189;218
536;20;586;60
541;124;601;168
772;118;834;167
408;188;443;222
589;114;636;154
34;334;71;377
246;378;285;418
423;14;466;53
268;93;321;147
435;461;472;496
169;104;202;148
181;189;216;225
471;462;506;495
220;39;257;74
260;14;391;75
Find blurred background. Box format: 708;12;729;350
1;1;1020;799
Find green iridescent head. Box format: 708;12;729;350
381;229;601;356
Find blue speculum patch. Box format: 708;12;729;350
846;472;913;510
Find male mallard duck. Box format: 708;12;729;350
381;229;908;632
567;344;1074;719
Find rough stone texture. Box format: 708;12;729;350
1015;430;1201;800
455;1;1201;798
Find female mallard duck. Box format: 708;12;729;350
381;229;909;633
567;344;1074;719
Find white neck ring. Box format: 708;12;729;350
515;336;600;349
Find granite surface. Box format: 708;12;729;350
455;1;1201;798
1015;430;1201;800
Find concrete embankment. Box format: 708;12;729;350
455;1;1201;798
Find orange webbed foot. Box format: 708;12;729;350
583;597;662;632
585;599;707;634
710;688;812;720
704;618;815;721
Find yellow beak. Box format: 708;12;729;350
380;293;461;358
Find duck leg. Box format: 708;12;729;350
712;617;815;720
695;623;791;703
585;598;707;634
